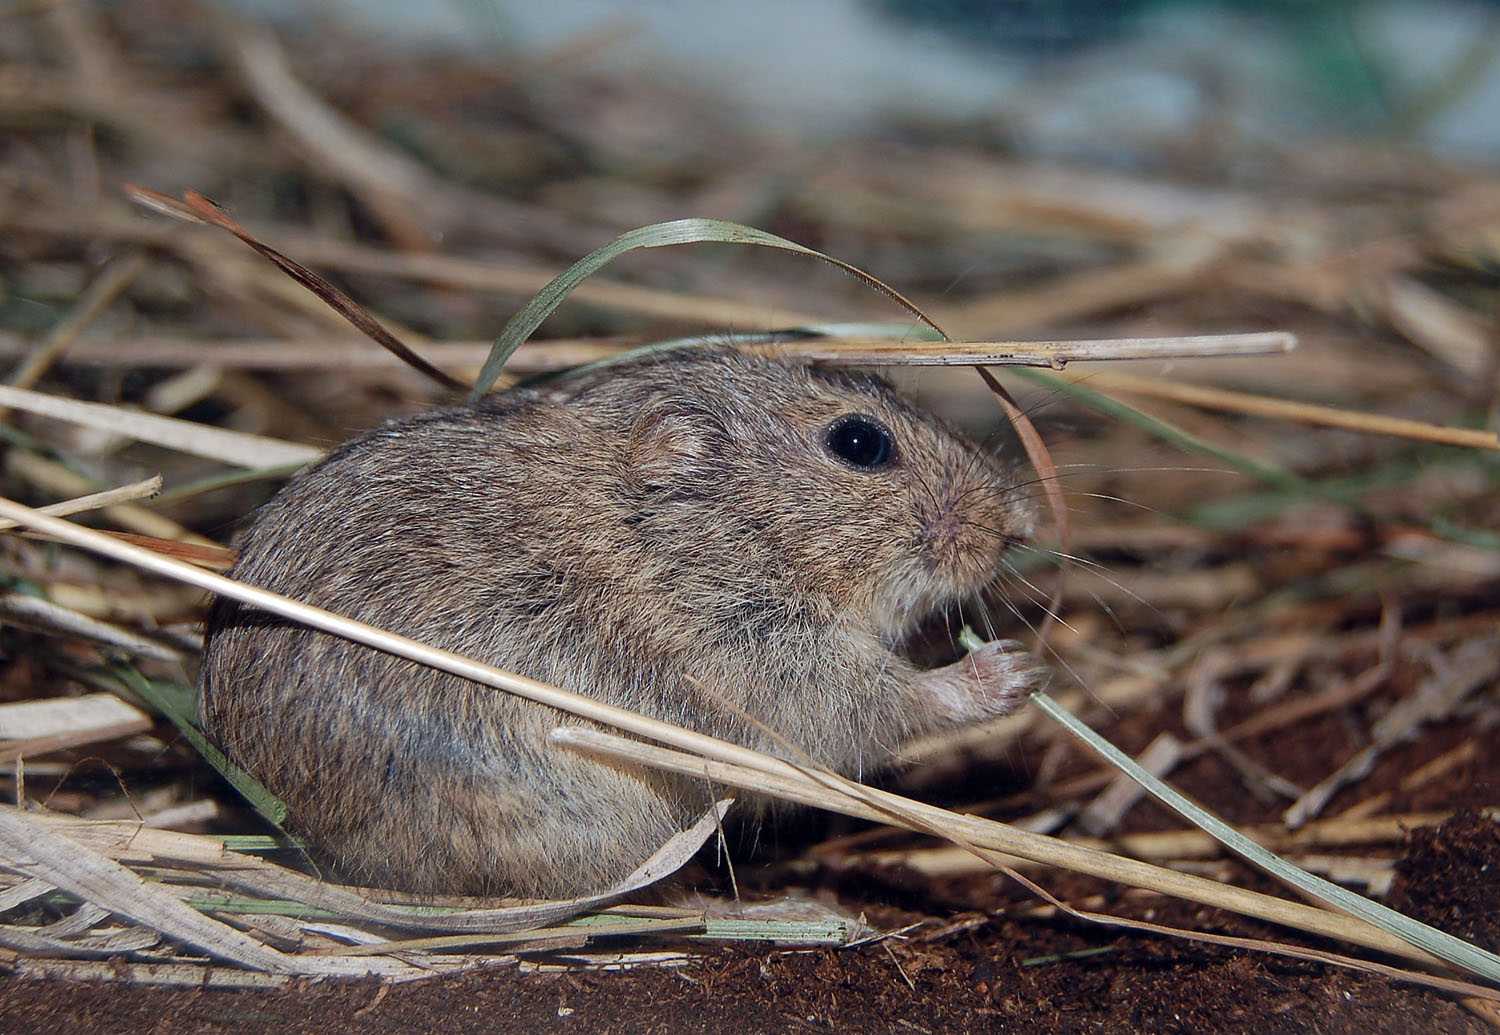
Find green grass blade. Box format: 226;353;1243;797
109;666;290;828
216;834;305;853
1028;687;1500;983
467;218;945;403
1022;376;1497;550
1008;368;1307;492
955;628;1500;981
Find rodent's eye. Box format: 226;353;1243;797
823;415;896;471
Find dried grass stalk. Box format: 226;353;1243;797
0;495;1462;974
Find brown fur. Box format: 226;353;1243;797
199;349;1039;897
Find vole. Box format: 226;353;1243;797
200;348;1040;898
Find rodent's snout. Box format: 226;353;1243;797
915;464;1030;597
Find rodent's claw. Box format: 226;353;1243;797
916;640;1042;724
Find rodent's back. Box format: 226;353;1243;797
200;349;1033;896
201;397;689;896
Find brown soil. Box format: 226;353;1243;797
1390;812;1500;954
2;721;1495;1034
0;945;1486;1035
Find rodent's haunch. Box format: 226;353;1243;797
200;348;1040;897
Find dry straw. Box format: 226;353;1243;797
9;202;1497;989
4;495;1498;988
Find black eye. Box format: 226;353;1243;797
823;415;895;470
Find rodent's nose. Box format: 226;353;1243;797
920;482;1022;585
920;503;968;567
926;508;962;549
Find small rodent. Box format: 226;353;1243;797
200;348;1040;898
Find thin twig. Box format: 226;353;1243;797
1072;370;1500;450
782;332;1296;367
0;475;161;532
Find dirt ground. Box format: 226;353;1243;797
2;710;1495;1034
0;943;1487;1035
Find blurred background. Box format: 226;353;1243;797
237;0;1500;159
244;0;1500;157
6;0;1498;518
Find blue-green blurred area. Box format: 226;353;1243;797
239;0;1500;159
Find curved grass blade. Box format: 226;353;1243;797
976;367;1069;646
467;218;946;403
470;220;1073;667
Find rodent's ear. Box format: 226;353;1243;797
625;405;717;488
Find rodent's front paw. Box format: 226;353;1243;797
916;640;1043;723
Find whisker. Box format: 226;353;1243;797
1003;545;1164;619
909;465;943;514
971;498;1104;517
1081;587;1132;638
994;566;1081;636
1008;383;1076;425
1062;492;1166;516
961;424;1018;479
978;489;1156;516
949;471;1139;511
1019;574;1136;639
1012;542;1132;572
955;464;1238;513
977;604;998;641
964;521;1027;551
952;381;1078;488
1033;463;1236;476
